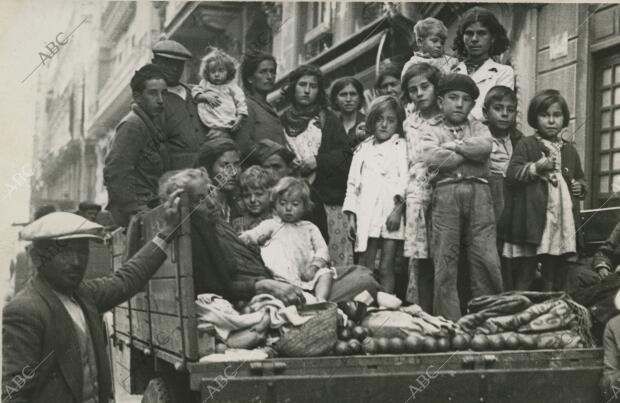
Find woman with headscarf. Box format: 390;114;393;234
330;77;368;149
236;53;286;158
451;6;514;121
280;64;353;266
194;137;244;222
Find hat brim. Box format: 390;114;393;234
154;52;191;61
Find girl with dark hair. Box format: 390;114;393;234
500;90;587;292
451;6;515;121
330;77;368;148
281;64;353;266
236;53;285;158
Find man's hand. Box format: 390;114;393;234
442;141;457;151
255;279;306;306
161;189;182;236
195;92;222;108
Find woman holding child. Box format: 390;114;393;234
451;7;515;121
280;65;354;266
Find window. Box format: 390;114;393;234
304;2;332;60
594;52;620;205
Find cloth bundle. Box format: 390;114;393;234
195;293;311;346
362;304;458;338
457;291;594;348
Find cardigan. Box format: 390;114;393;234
282;108;353;206
499;135;587;246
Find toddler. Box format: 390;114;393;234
402;17;459;78
343;95;408;294
231;165;275;233
239;177;334;301
192;47;248;140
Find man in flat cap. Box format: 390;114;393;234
419;73;502;321
152;39;210;170
104;64;167;228
2;192;180;403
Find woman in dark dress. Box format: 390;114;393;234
280;64;353;266
330;77;368;149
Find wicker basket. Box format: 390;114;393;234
274;302;338;357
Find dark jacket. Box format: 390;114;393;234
191;212;272;302
104;104;164;227
282;109;352;206
593;222;620;271
499;134;587;246
2;241;166;403
342;111;366;150
159;83;209;170
236;94;286;159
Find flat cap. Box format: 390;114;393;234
152;40;192;61
436;73;480;100
20;212;104;242
253;139;294;165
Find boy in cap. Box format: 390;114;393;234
419;73;503;321
2;193;180;403
152;39;210;170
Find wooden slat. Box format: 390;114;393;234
129;277;194;315
114;307;131;335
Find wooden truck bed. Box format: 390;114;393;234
109;202;618;401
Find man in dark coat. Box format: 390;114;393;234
2;194;179;403
152;40;210;170
104;64;167;227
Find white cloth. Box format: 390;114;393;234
192;80;248;129
283;118;323;184
451;58;515;121
402;52;459;77
240;217;334;291
342;134;408;252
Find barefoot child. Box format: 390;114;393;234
500;89;587;292
420;73;503;321
483;85;523;289
192;48;248;140
239;177;334;301
231;165;276;233
343;95;408;294
401;17;459;79
401;63;443;310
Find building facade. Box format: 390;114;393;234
30;2;620;215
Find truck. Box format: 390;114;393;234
108;198;613;403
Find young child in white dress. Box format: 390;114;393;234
343;95;408;294
239;177;334;301
401;17;459;78
192;47;248;141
